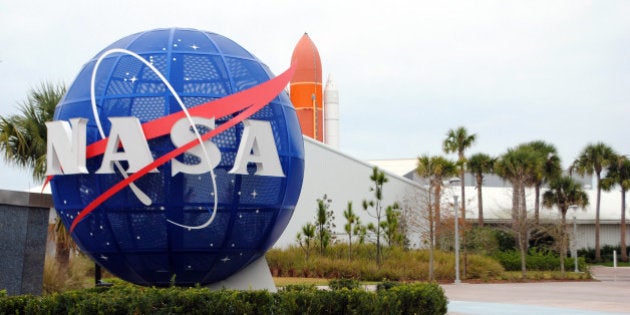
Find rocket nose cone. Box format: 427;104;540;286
291;33;322;84
324;74;336;91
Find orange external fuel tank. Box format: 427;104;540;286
290;33;323;141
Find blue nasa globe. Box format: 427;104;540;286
51;28;304;286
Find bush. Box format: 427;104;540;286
578;245;630;263
267;243;505;281
493;249;587;271
0;282;447;315
328;278;360;290
376;281;401;291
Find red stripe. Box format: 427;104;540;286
69;64;295;232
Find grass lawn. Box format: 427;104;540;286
273;277;331;287
591;261;630;267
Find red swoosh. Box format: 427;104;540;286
69;63;295;232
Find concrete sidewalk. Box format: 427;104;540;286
442;267;630;314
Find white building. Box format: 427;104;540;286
371;158;630;252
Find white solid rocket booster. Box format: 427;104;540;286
324;74;339;149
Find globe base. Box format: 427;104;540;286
206;256;276;292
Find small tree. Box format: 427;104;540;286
353;217;368;244
543;176;588;275
343;202;357;259
315;194;335;256
382;203;404;247
296;223;316;261
363;167;388;265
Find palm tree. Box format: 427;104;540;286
495;145;541;278
416;154;458;243
525;141;562;225
0;82;75;273
443;127;476;277
542;176;588;276
443;126;476;220
571;142;616;262
602;155;630;262
467;153;495;226
0;82;65;180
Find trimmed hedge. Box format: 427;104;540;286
0;282;447;315
493;250;587;272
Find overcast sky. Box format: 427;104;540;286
1;1;629;191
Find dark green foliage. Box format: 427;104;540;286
493;229;517;252
376;281;401;291
493;249;587;271
328;278;361;290
579;245;629;263
0;282;447;315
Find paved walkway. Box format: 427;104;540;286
442;267;630;315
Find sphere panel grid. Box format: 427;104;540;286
126;29;172;52
225;57;268;92
178;210;230;248
131;97;166;122
108;212;169;250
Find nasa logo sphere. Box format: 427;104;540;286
49;28;304;286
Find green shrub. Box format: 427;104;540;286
267;243;505;281
0;282;447;315
493;249;587;271
328;278;361;290
376;281;401;291
578;245;629;263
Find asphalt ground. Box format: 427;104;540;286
442;267;630;315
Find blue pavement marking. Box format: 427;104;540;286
448;301;629;315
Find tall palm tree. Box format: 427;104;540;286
571;142;616;262
467;153;495;226
542;176;588;276
443;126;477;220
525;141;562;225
0;82;75;273
416;154;458;242
495;145;541;278
443;127;476;278
602;155;630;262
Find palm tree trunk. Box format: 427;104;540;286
596;174;602;262
512;183;519;230
460;166;468;278
534;184;540;226
622;189;628;262
55;241;70;274
435;182;442;245
561;210;567;276
477;175;484;227
520;179;528;251
460;167;466;220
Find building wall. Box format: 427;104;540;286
275;138;423;248
0;190;51;295
573;223;630;252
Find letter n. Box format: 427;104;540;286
45;118;88;175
